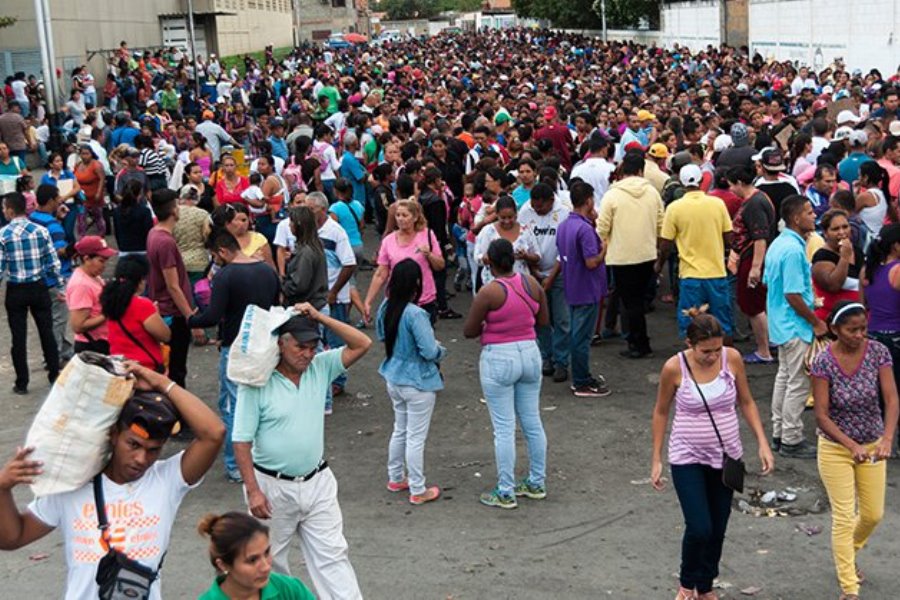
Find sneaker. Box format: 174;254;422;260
780;440;817;459
324;401;333;416
571;376;611;398
387;479;410;493
479;488;518;509
514;479;547;500
619;348;654;359
590;334;604;346
12;385;28;396
356;320;368;329
438;308;463;320
542;361;554;377
770;437;782;452
409;486;441;505
552;366;568;383
743;351;775;365
226;470;243;484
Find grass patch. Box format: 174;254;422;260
220;46;294;76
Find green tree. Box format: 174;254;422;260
380;0;440;20
512;0;658;29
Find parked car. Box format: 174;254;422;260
325;33;351;49
371;29;403;46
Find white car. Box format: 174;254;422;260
371;30;403;46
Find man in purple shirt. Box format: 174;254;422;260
556;181;611;398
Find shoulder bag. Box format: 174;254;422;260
116;318;165;374
93;475;162;599
680;352;745;493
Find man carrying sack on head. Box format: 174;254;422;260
0;362;225;599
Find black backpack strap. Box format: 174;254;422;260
92;474;111;546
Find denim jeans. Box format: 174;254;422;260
671;463;734;595
324;303;349;391
537;277;571;369
479;340;546;495
569;303;599;387
218;346;238;474
386;383;437;495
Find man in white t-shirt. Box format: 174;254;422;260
519;182;572;383
570;135;614;211
0;363;225;600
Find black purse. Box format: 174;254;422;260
93;475;161;600
115;318;165;374
681;352;746;494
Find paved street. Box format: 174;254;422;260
0;231;897;599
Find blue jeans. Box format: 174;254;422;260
479;340;546;495
537;277;571;369
677;277;733;337
386;383;437;495
218;346;238;474
324;303;349;391
569;303;599;386
671;463;734;594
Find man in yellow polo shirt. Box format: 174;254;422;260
656;164;734;342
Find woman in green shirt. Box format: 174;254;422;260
197;512;315;600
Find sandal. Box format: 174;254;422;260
856;564;865;584
743;351;775;365
675;587;696;600
839;595;859;600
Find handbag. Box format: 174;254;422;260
681;352;746;493
93;475;161;600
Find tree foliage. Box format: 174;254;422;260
0;16;18;28
512;0;658;30
380;0;482;21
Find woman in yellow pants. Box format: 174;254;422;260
811;301;899;600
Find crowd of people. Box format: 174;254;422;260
1;27;900;599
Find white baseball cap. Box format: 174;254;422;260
679;164;703;187
836;110;860;125
833;126;854;142
713;134;733;153
849;130;868;147
889;120;900;137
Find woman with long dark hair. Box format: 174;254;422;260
464;238;549;509
376;258;445;505
282;206;327;308
100;255;170;370
856;162;897;235
112;178;154;256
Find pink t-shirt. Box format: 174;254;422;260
66;268;107;343
377;228;439;305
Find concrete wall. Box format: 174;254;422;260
659;1;722;49
749;0;900;74
294;0;361;42
214;2;294;56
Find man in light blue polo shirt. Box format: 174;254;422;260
232;303;371;599
764;195;827;459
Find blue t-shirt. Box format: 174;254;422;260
28;211;71;286
764;228;814;345
339;151;367;205
329;200;364;247
512;185;532;209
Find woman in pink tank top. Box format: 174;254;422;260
651;311;773;600
464;238;549;509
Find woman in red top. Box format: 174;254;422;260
100;255;171;371
812;209;865;320
214;154;249;206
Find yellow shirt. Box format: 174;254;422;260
243;231;269;258
596;177;665;266
660;190;732;279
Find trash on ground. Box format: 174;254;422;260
740;586;762;596
795;523;823;536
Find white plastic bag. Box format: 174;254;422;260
227;304;294;387
26;353;134;497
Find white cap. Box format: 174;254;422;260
713;134;733;153
890;120;900;136
679;164;703;187
836;110;860;125
834;126;854;142
849;129;868;147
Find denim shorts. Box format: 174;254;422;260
677;277;733;336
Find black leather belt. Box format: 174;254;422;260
253;460;328;482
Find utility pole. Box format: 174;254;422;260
35;0;63;151
186;0;200;102
600;0;608;42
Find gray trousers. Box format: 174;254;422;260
51;288;74;363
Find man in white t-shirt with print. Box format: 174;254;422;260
519;182;572;383
570;135;614;211
0;363;225;599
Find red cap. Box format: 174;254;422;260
812;99;828;113
543;105;558;120
74;236;117;258
624;141;645;154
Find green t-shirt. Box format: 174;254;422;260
0;156;25;176
317;85;341;115
198;572;315;599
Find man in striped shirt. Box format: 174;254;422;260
0;192;62;394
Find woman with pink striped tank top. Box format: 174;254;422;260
651;311;774;600
464;238;549;510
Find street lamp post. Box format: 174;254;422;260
34;0;63;151
187;0;201;103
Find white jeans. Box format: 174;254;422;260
386;383;437;495
771;337;811;445
251;468;362;600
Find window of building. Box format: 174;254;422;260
332;0;346;7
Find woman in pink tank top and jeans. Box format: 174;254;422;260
464;238;549;510
651;311;774;600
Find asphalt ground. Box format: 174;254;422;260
0;227;897;599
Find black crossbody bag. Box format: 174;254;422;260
93;475;161;599
115;318;165;374
681;352;746;493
